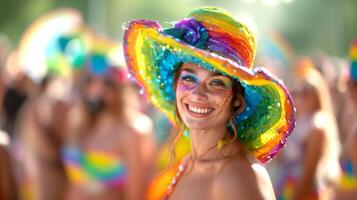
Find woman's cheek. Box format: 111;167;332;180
177;82;195;92
210;89;232;98
211;91;233;110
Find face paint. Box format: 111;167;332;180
177;70;233;94
177;71;199;91
207;77;233;91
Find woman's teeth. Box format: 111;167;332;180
188;105;213;114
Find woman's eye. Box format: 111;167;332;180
180;75;196;83
210;79;226;87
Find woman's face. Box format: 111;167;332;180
292;83;318;115
175;63;234;131
83;76;106;114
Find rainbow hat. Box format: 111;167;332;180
349;37;357;81
86;34;124;75
18;8;85;82
123;7;295;163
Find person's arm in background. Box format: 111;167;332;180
292;127;325;200
0;141;18;200
0;76;5;118
344;129;357;198
134;114;156;183
333;129;357;200
123;130;146;200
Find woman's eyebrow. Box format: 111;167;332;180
181;68;195;74
209;72;228;78
181;68;227;78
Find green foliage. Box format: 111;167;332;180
0;0;356;56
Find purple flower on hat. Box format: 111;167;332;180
163;18;243;65
164;18;208;49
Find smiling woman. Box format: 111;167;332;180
123;7;296;200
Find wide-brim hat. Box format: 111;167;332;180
124;7;295;163
18;8;84;82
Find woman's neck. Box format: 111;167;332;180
189;126;232;161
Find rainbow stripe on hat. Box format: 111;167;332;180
349;37;357;81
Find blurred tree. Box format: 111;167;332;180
0;0;356;56
0;0;88;46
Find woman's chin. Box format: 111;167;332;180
184;121;210;131
183;114;214;129
183;118;225;131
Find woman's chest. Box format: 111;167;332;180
170;172;215;200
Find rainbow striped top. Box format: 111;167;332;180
62;145;127;187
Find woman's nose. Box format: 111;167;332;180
190;83;208;100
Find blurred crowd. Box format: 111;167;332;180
0;7;356;200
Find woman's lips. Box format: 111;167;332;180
184;103;214;117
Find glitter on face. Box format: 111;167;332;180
177;69;233;93
177;71;199;91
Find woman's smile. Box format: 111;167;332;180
185;102;214;117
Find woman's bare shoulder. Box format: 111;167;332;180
212;159;276;200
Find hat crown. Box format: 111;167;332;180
164;7;256;68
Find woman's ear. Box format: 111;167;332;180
233;95;245;114
233;99;241;107
233;94;244;107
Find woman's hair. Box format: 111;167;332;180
168;63;245;164
298;68;342;184
302;68;334;114
227;79;245;144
